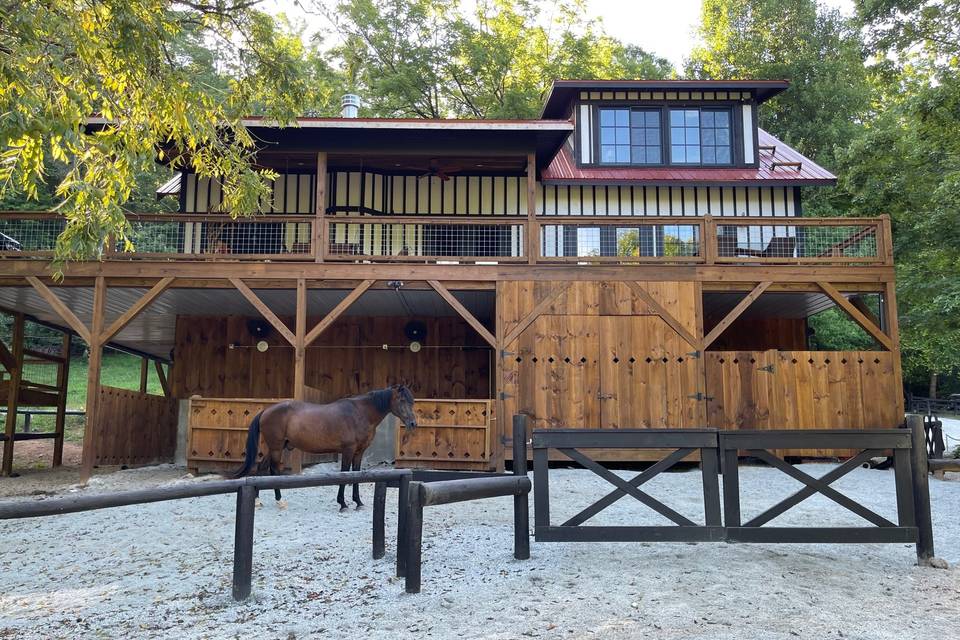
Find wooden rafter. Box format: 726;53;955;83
0;340;16;374
154;361;170;397
624;281;700;349
100;277;174;343
428;280;497;349
817;281;894;351
229;277;295;345
702;281;772;349
304;279;375;346
502;282;571;348
26;276;91;344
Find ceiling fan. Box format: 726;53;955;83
400;158;464;181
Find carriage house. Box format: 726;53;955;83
0;79;903;479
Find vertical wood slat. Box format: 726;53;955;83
53;332;71;467
80;276;106;483
1;313;24;476
316;152;327;262
526;153;537;264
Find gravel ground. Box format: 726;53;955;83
1;425;958;640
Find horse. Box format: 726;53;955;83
231;385;418;510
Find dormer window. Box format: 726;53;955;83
669;108;732;165
598;108;662;165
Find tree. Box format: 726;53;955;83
0;1;327;267
686;0;871;215
322;0;673;119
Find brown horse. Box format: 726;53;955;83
232;385;418;510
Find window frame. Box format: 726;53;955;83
585;102;744;169
667;107;734;167
597;107;664;166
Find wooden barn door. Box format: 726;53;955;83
503;315;601;429
598;316;701;428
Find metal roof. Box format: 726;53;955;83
0;286;494;360
540;79;790;119
155;173;181;199
541;129;836;186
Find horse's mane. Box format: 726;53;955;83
369;387;392;413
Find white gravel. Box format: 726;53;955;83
1;428;959;640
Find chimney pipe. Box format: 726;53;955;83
341;94;361;118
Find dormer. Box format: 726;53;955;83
540;80;789;169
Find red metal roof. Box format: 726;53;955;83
540;129;836;186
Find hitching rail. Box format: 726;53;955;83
0;468;413;601
402;420;532;594
525;414;935;563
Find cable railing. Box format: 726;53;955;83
0;211;892;266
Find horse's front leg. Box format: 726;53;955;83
351;449;364;509
337;448;354;511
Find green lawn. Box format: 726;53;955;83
16;352;167;443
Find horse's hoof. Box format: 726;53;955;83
339;505;348;512
255;498;264;509
276;499;288;510
354;502;364;510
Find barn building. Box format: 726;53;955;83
0;79;901;479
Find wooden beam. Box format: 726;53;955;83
850;295;882;329
702;281;772;349
294;278;307;400
139;357;149;394
0;340;16;374
817;281;894;351
526;153;538;264
316;152;327;263
100;276;174;344
1;313;24;476
80;276;106;483
624;281;700;349
502;282;571;348
883;280;904;419
154;360;170;397
428;280;497;349
26;276;91;344
229;278;295;345
53;331;71;466
304;279;375;346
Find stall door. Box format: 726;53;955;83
598;316;701;428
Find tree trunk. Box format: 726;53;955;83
929;372;938;399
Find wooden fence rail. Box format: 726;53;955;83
0;468;413;601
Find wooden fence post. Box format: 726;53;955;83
908;414;935;564
372;481;386;559
512;414;530;560
232;484;257;601
404;481;425;594
396;472;410;578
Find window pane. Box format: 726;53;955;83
600;128;615;144
615;110;629;126
702;111;714;127
600;109;616;126
646;111;660;127
670;127;685;144
685;109;699;126
646;147;661;164
687;128;701;145
671;145;685;162
616;146;630;162
631;111;645;127
601;146;616;163
686;145;700;162
670;109;684;126
702;147;716;164
702;129;715;145
716;128;730;145
615;127;630;144
714;110;729;127
645;129;660;146
715;146;731;163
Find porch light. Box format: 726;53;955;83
409;341;422;353
256;340;269;353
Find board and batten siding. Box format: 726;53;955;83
179;171;799;257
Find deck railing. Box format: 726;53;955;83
0;211;892;266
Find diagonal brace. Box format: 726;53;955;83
749;449;895;528
562;447;695;526
559;448;696;526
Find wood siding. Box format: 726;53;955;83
396;398;495;471
170;315;491;401
92;386;178;466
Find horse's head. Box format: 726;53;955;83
390;384;418;431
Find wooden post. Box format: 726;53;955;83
139;357;148;394
53;331;71;467
702;215;718;264
512;415;530;560
372;481;386;559
316;152;327;263
908;415;935;564
1;313;24;476
232;484;257;601
884;280;906;420
80;276;106;484
396;472;410;577
526;153;537;264
405;481;425;593
290;277;307;473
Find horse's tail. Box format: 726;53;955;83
231;411;262;478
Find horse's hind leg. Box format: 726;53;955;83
337;448;354;511
351;450;364;509
269;449;287;508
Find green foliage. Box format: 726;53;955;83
0;1;330;267
324;0;673;118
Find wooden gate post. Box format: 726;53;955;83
80;276;106;483
1;312;24;476
232;484;257;601
52;331;71;467
404;481;425;594
372;481;386;559
908;414;935;563
396;472;410;578
512;414;530;560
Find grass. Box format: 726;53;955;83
16;352;166;444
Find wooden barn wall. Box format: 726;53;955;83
170;315;491;401
707;318;808;351
499;281;702;460
705;351;900;455
183;171;797;218
93;386;178;466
